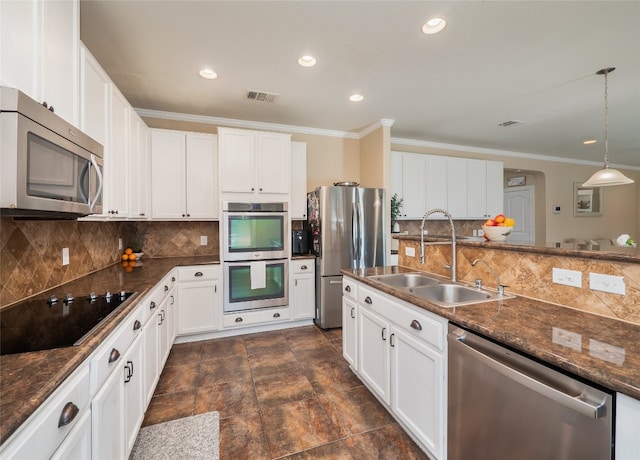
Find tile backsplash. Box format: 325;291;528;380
0;217;219;307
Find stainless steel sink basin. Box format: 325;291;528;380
367;273;441;289
408;283;511;307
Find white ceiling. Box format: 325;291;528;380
80;1;640;168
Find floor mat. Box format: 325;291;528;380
129;411;219;460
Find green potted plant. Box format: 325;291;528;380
391;193;403;233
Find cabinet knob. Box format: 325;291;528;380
345;285;351;293
58;402;79;428
259;188;263;192
172;276;176;282
150;301;156;310
109;347;121;364
182;214;186;217
164;285;169;292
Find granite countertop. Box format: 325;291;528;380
393;234;640;264
0;255;219;445
343;266;640;400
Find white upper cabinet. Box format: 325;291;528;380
391;151;504;220
1;0;79;126
290;141;308;219
129;111;150;219
218;127;291;199
80;44;109;146
150;129;218;220
105;87;130;217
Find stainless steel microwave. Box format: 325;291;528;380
0;87;103;218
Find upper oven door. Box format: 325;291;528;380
223;210;289;261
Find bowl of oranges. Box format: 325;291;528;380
482;214;515;242
121;248;141;272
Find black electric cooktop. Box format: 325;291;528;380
0;291;136;355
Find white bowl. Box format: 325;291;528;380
482;225;513;242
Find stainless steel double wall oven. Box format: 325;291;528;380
222;202;289;313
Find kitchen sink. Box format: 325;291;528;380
367;272;513;307
367;273;441;288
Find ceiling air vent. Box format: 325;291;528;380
246;89;280;103
498;120;523;127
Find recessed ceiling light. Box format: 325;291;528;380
583;139;597;145
422;17;447;34
199;68;217;79
298;55;317;67
349;94;364;102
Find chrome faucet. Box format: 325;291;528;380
472;258;506;296
420;208;457;282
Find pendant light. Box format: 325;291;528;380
582;67;634;187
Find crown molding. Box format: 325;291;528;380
358;118;396;138
391;137;640;170
135;108;359;139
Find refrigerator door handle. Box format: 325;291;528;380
352;202;358;265
353;201;363;266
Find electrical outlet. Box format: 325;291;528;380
200;235;208;246
552;267;582;288
405;247;416;257
62;248;69;266
552;327;582;351
118;238;123;251
589;273;625;295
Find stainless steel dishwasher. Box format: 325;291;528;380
448;324;613;460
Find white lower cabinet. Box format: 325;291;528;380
50;409;92;460
291;259;315;319
177;265;221;335
123;335;144;456
616;393;640;459
346;276;447;460
92;358;124;459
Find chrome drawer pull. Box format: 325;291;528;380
410;320;423;331
109;348;120;364
364;296;373;304
58;402;79;428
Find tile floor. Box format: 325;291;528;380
142;325;429;459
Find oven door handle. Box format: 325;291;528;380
448;332;606;419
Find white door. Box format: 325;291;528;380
504;186;535;244
342;297;358;369
358;307;390;404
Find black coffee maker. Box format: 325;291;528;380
291;230;311;255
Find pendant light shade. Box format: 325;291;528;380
582;67;634;188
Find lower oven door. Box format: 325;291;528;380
223;259;289;313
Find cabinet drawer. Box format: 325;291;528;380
178;265;219;282
222;307;290;328
343;277;358;301
0;365;90;459
292;259;314;274
358;285;445;351
90;306;143;393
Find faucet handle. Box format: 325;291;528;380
475;279;483;289
498;284;509;296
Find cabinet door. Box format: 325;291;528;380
41;0;79;126
177;282;219;335
218;128;255;193
391;327;444;459
142;313;159;406
616;393;640;460
158;296;173;367
466;159;487;218
424;155;448;213
123;335;144;457
129;112;150;219
390;152;404;212
293;274;315;319
80;44;109;147
485;160;504;217
258;132;291;194
92;363;124;460
358;307;390;404
106;87;130;217
150;130;186;219
342;296;358;369
185;133;217;218
291;141;308;219
0;1;38;96
402;153;426;219
447;157;467;218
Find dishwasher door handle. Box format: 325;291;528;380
448;333;606;419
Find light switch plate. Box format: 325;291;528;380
62;247;69;266
589;273;625;295
552;267;582;288
405;247;416;257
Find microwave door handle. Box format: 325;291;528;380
78;161;90;204
89;154;103;212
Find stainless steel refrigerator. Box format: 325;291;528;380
308;186;386;328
